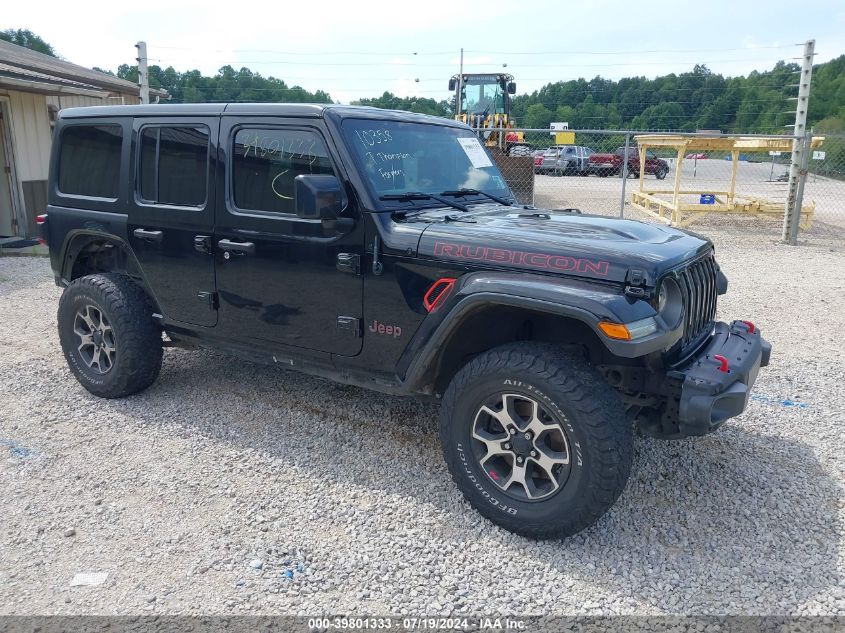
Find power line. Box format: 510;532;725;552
148;44;797;56
464;44;799;55
149;56;796;69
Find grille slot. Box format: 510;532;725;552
677;253;718;348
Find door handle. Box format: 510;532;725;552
218;239;255;255
133;228;163;242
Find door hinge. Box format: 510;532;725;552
197;291;218;309
336;253;361;275
336;316;362;337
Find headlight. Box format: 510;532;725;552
655;277;683;329
658;283;668;312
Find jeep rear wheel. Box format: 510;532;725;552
58;273;162;398
439;343;632;539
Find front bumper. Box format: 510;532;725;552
671;320;771;436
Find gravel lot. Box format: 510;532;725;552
1;229;843;616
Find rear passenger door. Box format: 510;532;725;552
128;118;218;327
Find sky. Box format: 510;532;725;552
4;0;845;104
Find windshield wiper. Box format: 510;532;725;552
379;192;468;213
440;188;515;207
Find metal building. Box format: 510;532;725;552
0;39;166;239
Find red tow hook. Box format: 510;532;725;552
713;355;730;373
741;320;756;334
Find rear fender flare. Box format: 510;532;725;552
58;232;154;308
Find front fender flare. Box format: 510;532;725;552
398;272;673;391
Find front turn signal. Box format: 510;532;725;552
598;321;631;340
598;317;658;341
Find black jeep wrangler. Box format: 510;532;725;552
41;104;770;539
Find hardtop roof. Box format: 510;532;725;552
58;103;467;128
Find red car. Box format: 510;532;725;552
588;147;670;179
532;149;546;173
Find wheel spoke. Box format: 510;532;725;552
477;404;511;427
90;307;103;330
531;448;569;480
471;426;510;466
99;348;113;371
501;393;533;430
501;461;545;499
80;306;95;330
526;413;563;437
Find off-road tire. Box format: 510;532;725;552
58;273;162;398
656;167;669;180
439;343;632;539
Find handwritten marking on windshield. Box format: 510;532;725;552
366;151;410;163
433;242;610;276
355;129;393;149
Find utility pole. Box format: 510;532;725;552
782;39;815;244
456;48;464;119
136;41;150;105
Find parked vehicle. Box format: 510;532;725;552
41;104;770;539
538;145;592;176
686;152;708;160
532;149;546;173
589;147;670;179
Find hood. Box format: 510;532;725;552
415;204;711;285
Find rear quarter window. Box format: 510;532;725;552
58;125;123;198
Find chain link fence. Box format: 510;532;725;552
479;128;844;248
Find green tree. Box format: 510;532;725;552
353;92;450;117
523;104;555;129
0;28;57;56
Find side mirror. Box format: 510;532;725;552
507;82;516;95
448;78;457;92
295;174;343;220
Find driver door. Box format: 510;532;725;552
213;117;364;356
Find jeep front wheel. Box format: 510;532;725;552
57;273;163;399
439;343;632;539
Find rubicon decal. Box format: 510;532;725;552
433;242;610;276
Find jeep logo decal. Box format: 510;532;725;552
433;241;610;276
368;319;402;338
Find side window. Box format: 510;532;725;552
58;125;123;198
231;128;334;214
138;126;209;206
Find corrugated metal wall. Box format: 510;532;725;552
46;94;141;110
0;89;143;236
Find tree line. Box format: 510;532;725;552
3;28;843;134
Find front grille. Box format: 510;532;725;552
677;252;718;348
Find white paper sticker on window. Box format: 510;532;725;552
457;137;494;168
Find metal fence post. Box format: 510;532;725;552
782;39;815;244
619;133;630;217
792;131;812;232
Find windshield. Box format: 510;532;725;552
461;79;505;116
341;119;512;208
